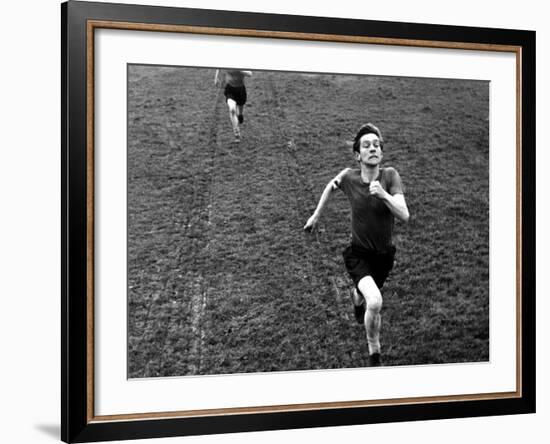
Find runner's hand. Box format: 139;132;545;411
303;215;318;233
369;181;387;199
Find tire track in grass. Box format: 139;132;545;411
159;82;248;376
130;147;213;376
181;74;337;374
198;72;365;373
128;69;221;377
155;88;226;376
179;94;225;375
184;99;275;374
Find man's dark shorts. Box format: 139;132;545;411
342;244;396;289
224;84;247;106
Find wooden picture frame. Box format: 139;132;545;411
62;1;535;442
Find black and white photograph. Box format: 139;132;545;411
127;65;489;378
2;0;546;443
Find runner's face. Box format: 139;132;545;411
356;133;383;166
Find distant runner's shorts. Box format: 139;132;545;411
224;84;247;106
342;244;396;289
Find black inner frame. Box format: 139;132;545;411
62;1;536;442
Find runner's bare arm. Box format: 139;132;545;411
369;182;410;222
383;193;409;222
304;168;350;232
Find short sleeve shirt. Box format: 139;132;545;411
338;167;404;252
225;70;246;87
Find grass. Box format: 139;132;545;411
127;65;489;378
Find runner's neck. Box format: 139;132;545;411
360;165;380;183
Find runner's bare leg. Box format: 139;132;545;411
226;98;241;141
237;104;244;123
357;276;383;355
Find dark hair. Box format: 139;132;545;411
352;123;384;153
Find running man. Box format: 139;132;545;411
214;69;253;142
303;123;409;366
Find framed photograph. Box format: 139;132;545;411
62;1;535;442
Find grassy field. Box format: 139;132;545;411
127;65;489;378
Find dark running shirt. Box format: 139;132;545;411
338;167;404;252
225;70;246;87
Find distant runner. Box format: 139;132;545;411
304;123;409;366
214;69;253;142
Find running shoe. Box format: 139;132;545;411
368;352;382;367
